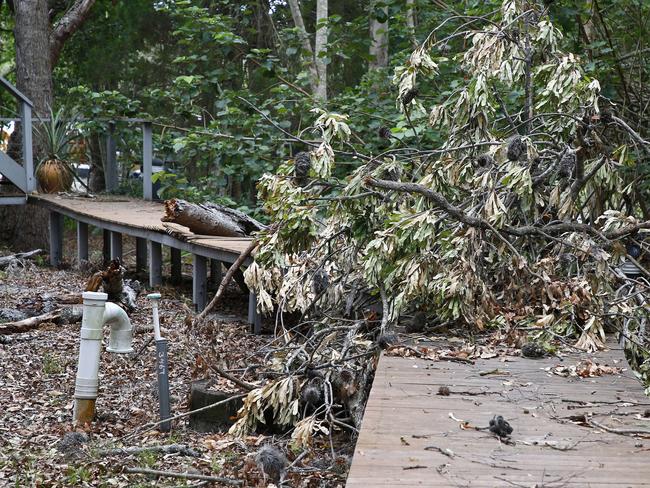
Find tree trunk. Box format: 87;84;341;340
14;0;53;118
163;199;266;237
0;1;52;250
405;0;417;48
0;0;95;251
314;0;328;101
369;1;389;70
286;0;320;98
88;131;105;192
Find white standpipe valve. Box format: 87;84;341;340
73;291;134;425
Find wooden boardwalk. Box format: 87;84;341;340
31;194;252;257
347;339;650;487
27;194;260;328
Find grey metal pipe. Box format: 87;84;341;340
148;293;171;432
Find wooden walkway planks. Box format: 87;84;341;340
346;340;650;487
28;194;260;323
30;194;253;258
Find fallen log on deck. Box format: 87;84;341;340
162;199;266;237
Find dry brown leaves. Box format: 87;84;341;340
0;247;350;487
549;359;623;378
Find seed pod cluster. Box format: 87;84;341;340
401;88;419;106
312;268;329;295
254;444;288;484
378;126;392;139
301;381;323;406
507;137;526;162
294;151;311;187
475;153;495;168
406;311;426;333
557;148;576;178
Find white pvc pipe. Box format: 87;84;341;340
73;291;134;422
148;292;162;340
104;302;134;354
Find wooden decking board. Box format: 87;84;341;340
29;194;253;258
346;340;650;487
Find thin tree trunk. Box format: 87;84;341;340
369;1;389;70
88;132;105;192
287;0;319;96
314;0;328;101
405;0;417;48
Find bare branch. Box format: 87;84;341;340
50;0;96;66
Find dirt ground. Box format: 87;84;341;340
0;239;351;488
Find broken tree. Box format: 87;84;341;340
163;199;266;237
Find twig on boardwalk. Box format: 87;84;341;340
587;417;650;436
124;467;242;485
424;445;455;458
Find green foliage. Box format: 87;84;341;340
65;465;92;485
42;353;64;375
35;107;80;164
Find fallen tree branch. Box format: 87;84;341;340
163;199;265;237
0;310;61;335
0;249;43;269
99;444;199;457
366;177;650;242
202;354;257;391
121;393;248;441
124;467;242;485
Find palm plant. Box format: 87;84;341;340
35;107;80;193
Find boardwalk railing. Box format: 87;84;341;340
0;77;155;203
0;76;34;200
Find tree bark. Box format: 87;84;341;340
0;248;43;268
287;0;327;102
163;199;266;237
14;0;53;118
369;1;389;70
0;310;61;335
0;0;96;251
287;0;319;97
405;0;417;48
314;0;328;101
50;0;96;66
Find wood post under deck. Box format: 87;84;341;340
209;259;223;285
248;293;262;334
102;229;110;265
135;237;147;272
77;221;88;263
110;231;122;261
49;211;63;267
149;241;162;287
36;195;262;332
193;254;207;312
170;247;182;284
